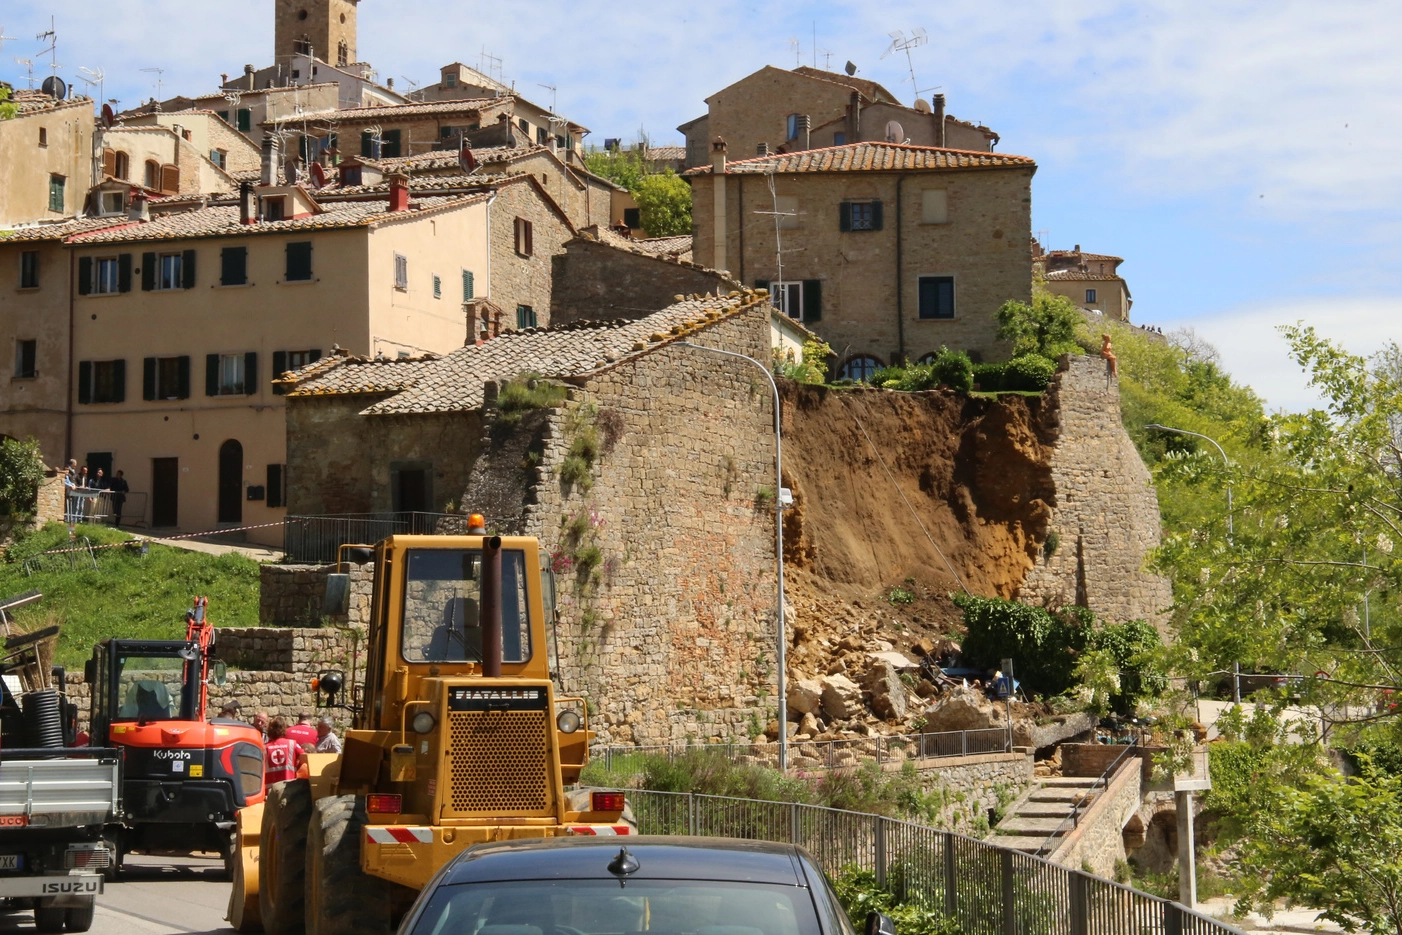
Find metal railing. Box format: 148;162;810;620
64;491;147;527
598;728;1012;774
283;511;473;563
618;788;1244;935
1036;738;1142;858
22;537;99;575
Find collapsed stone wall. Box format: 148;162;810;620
259;562;373;627
1017;356;1173;629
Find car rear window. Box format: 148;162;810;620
410;879;823;935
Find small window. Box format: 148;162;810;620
286;349;319;370
844;201;877;231
461;269;475;301
285;242;313;281
918;276;955;320
763;279;822;324
921;189;948;224
157;254;184;291
833;132;846;146
536;126;548;145
48;175;65;213
518;118;529;134
145;161;160;190
444;73;457;88
89;360;126;403
514;218;533;256
114;151;129;180
622;208;641;229
237;109;252;133
217;354;246;395
101;191;126;215
156;357;184;399
1085;288;1098;304
839;356;882;382
217;110;230;124
38;127;48;147
15;340;37;379
433;275;442;299
516;305;537;330
95;257;121;294
786;114;800;140
381;129;402;158
19;251;39;290
210;149;227;170
263;197;286;222
221;247;248;286
394;254;408;290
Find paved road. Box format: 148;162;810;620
0;855;234;935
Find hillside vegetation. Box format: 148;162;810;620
1;523;260;668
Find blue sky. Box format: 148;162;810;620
5;1;1398;410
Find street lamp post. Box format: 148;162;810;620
678;342;788;771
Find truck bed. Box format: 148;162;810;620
0;750;120;830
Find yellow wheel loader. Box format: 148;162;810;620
229;521;628;934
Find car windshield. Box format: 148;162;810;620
410;879;822;935
401;549;532;664
113;654;190;721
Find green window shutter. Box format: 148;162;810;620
244;352;258;395
49;176;65;212
271;351;287;395
217;110;229;124
286;242;313;281
462;269;474;301
182;250;197;289
142;358;156;401
118;254;133;293
267;464;284;509
177;356;191;399
871;200;884;231
78;361;92;405
383;130;402;157
78;257;92;296
802;280;822;322
361;131;373;157
220;247;247;286
112;359;126;403
237;109;251;132
838;202;852;232
141;252;157;291
206;354;220;396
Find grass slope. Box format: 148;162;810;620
1;523;261;668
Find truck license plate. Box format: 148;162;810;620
0;855;21;871
0;816;28;828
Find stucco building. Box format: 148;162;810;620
688;140;1036;374
0;90;94;227
1037;246;1132;322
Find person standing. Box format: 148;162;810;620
108;470;130;526
63;464;78;524
314;717;342;754
252;711;269;742
263;718;303;788
286;712;317;747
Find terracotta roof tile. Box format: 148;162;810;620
684;141;1035;176
1;217;132;242
1043;269;1126;282
276;352;436;394
9;91;93;117
269;97;508;125
645;146;686;161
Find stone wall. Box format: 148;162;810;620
909;750;1034;836
1017;355;1174;628
550;237;735;327
259;562;373;627
1048;757;1143;877
490;177;576;328
463;302;779;745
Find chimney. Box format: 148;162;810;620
388;173;411;212
933;94;946;147
711;137;728;272
800;114;811;151
260;135;281;186
128;192;150;223
221;73;229;85
387;77;394;90
243;64;256;91
849;90;862;140
1074;244;1081;253
548;136;558;155
239;180;257;224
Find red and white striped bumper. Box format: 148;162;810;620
565;825;633;836
365;826;434;844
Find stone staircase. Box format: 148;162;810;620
989;777;1101;855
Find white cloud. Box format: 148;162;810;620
1160;297;1402;413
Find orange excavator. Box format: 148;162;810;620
85;598;266;878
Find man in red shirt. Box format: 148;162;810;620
264;718;304;788
285;712;318;748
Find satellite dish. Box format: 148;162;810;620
459;144;477;173
844;61;857;76
913;98;931;115
884;120;904;143
309;162;327;189
101;103;115;128
41;76;67;100
285;157;300;185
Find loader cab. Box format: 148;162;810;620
86;639;204;746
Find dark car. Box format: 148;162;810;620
396;836;872;935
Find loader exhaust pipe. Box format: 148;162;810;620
481;535;503;677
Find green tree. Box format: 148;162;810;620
0;86;17;121
583;146;646;194
632;171;692;237
0;436;46;519
995;292;1086;360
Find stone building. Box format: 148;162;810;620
0;90;94;227
549;228;728;326
121;110;264;179
677;65;997;169
279;294;787;744
417;63;590;159
688;140;1036;373
96;125;241;199
1037;246;1132;322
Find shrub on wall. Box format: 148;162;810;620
0;437;46;519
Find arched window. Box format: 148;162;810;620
114;151;129;180
145;160;160;190
337;40;349;67
839;356;882;382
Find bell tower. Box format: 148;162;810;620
274;0;359;67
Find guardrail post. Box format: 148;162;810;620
791;802;800;844
1000;850;1015;935
1069;872;1089;935
688;793;696;836
962;730;968;757
873;817;887;887
942;832;957;916
1163;901;1184;935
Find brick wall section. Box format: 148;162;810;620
489;178;575;328
1017;355;1174;628
34;471;64;525
690;165;1034;367
285;394;482;515
464;303;779;745
259;562;373;627
550;238;735;326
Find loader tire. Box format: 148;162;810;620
305;795;391;935
259;780;313;935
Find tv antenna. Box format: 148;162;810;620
78;66;105;104
819;49;833;70
15;58;36;90
140;66;165;102
35;16;59;78
477;48;503;84
753;169;799;318
788;37;801;67
881;27;928;100
0;27;17;54
399;76;420;100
